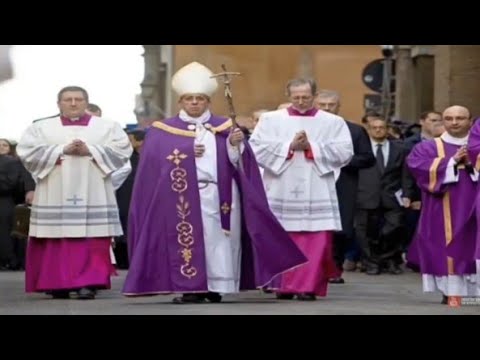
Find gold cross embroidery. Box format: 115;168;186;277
167;149;188;166
221;202;231;215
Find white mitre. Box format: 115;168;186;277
171;61;218;98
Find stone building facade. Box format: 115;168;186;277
138;45;383;124
139;45;480;125
394;45;480;122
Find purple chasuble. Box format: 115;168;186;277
467;121;480;261
407;138;477;276
123;115;307;295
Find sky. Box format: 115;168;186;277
0;45;145;141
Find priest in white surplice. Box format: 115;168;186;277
250;78;354;300
16;86;132;300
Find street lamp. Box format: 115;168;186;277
380;45;395;120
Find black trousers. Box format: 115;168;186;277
404;208;420;252
0;198;15;267
114;238;129;270
333;231;352;270
355;207;405;265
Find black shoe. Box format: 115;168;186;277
441;295;448;305
366;263;381;275
276;293;295;300
388;261;404;275
328;277;345;284
50;290;70;299
77;288;95;300
205;292;222;303
172;294;206;304
297;293;316;301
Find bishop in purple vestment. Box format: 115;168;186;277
407;106;479;302
123;62;306;304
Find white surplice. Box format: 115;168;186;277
249;109;353;232
111;161;132;191
16;116;133;238
179;110;243;294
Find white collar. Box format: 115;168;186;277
440;132;468;146
179;109;211;125
371;138;387;146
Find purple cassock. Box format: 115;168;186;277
122;115;307;296
467;121;480;261
407;137;477;276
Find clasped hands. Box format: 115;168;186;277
290;131;310;151
63;139;91;157
453;145;471;166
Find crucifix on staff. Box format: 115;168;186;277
211;64;245;170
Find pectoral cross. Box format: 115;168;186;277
66;195;83;205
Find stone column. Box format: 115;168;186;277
394;45;416;122
411;46;435;116
434;45;480;117
160;45;174;117
138;45;162;126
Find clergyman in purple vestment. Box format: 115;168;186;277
467;113;480;290
16;86;132;300
407;106;479;303
122;62;307;304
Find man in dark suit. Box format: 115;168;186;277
356;118;407;275
402;111;442;253
314;91;375;283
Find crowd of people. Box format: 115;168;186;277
1;60;479;306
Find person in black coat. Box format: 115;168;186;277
315;91;375;283
114;129;145;269
356;118;408;275
0;138;35;270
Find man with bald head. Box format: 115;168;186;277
407;105;479;304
